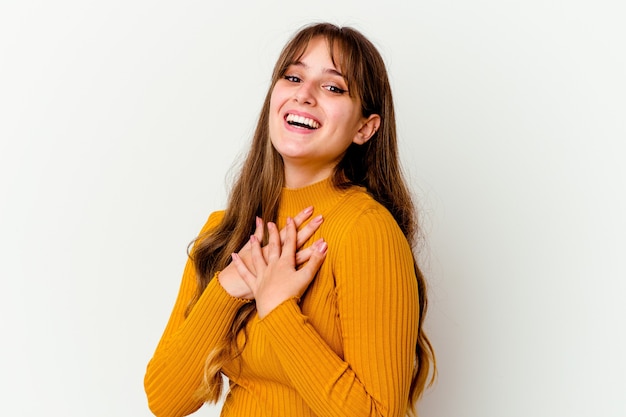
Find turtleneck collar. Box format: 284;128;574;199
278;177;353;221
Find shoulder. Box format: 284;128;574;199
329;188;416;284
337;187;401;230
198;210;226;235
327;187;407;246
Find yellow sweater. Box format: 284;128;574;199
145;179;419;417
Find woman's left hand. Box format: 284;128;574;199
231;217;328;318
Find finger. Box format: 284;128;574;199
266;222;281;262
291;206;314;227
279;206;313;243
252;217;265;268
282;217;297;259
295;214;324;249
253;216;264;241
298;240;328;279
237;217;263;259
231;253;257;290
235;219;262;274
294;238;324;265
249;235;267;275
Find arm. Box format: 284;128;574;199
257;208;419;417
144;212;251;417
145;208;324;416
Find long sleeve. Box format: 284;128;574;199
257;206;419;417
144;212;251;417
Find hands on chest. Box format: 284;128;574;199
218;206;328;318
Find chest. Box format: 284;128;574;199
222;261;343;384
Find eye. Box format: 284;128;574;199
283;75;301;83
323;84;347;95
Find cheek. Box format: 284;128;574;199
268;89;284;137
332;106;363;133
268;92;281;129
269;90;279;113
269;83;290;109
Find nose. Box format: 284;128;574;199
294;81;316;106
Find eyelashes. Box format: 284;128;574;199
284;75;301;83
324;85;347;94
282;74;348;95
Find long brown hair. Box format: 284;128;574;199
189;22;436;414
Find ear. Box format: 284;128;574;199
352;114;381;145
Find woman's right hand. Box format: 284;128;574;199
218;206;324;299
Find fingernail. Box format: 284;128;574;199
286;216;292;225
255;216;261;227
304;206;314;215
313;215;323;223
318;241;328;254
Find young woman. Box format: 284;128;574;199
144;23;435;417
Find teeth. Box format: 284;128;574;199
286;113;320;129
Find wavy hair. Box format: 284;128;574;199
189;22;436;415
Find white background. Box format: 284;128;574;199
1;1;624;416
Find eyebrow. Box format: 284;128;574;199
291;61;345;79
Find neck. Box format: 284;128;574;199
283;163;334;189
278;174;346;223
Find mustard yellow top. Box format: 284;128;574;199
144;179;419;417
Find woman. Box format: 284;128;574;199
144;23;435;417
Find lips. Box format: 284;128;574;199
285;113;320;130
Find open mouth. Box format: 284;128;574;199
285;113;320;130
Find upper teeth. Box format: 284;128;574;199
286;113;319;129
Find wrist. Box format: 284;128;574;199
257;296;300;319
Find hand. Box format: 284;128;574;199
231;217;328;318
218;207;324;299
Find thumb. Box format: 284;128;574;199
231;252;257;291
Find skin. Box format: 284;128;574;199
232;217;327;318
217;207;325;300
268;37;380;189
223;37;381;318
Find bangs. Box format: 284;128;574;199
273;26;365;100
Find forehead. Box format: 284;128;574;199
289;36;347;73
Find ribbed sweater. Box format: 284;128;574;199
144;179;419;417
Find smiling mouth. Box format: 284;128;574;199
286;113;320;130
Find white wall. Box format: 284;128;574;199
1;1;624;416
